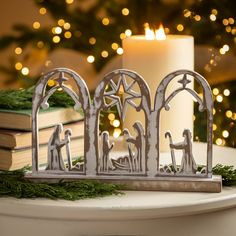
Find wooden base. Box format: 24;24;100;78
26;174;222;193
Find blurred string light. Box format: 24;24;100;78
21;67;29;75
113;128;122;138
210;85;234;146
64;31;72;38
87;55;95;63
52;35;60;43
177;24;184;32
66;0;74;4
89;37;96;45
33;21;40;29
39;7;47;15
102;18;110;26
15;47;22;55
63;22;71;30
108;113;115;121
58;19;65;26
15;62;22;70
111;43;119;50
101;50;109;58
47;79;55;87
122;8;129;16
117;47;123;55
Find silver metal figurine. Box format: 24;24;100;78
28;68;221;192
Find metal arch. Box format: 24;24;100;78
91;69;152;175
31;68;91;173
30;67;219;192
154;70;213;176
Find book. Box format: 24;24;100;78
0;137;84;170
0;107;83;131
0;121;84;149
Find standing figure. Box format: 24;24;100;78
64;129;73;170
123;121;145;172
46;123;70;171
166;129;197;174
100;131;114;172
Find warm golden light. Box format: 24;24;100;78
58;19;65;26
15;62;23;70
52;36;60;43
33;21;40;29
101;50;109;58
223;89;230;96
102;18;110;25
64;31;72;38
47;79;55;87
122;8;129;16
155;24;166;40
89;37;96;45
108;113;115;121
113;128;122;138
113;119;120;127
144;23;166;40
117;47;123;55
21;67;29;75
111;42;119;50
87;55;95;63
144;23;155;40
39;7;47;15
63;22;71;30
15;47;22;55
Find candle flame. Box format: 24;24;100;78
155;24;166;40
144;23;155;40
144;23;166;40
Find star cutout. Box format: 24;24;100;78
178;74;191;88
55;72;68;86
103;74;141;121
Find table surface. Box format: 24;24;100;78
1;143;236;221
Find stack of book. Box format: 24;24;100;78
0;107;84;170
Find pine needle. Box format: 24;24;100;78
0;167;122;200
0;87;75;110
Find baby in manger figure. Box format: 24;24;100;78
46;123;72;171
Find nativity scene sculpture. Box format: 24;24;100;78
29;68;222;193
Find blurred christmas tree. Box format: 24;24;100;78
0;0;236;146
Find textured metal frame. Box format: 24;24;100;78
28;67;219;192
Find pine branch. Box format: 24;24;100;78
0;87;76;110
0;167;122;200
212;164;236;186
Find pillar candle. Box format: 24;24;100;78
122;33;194;152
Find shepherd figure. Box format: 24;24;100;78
165;129;197;174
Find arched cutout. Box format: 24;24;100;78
154;70;213;177
32;68;90;173
92;69;151;175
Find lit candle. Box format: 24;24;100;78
123;23;194;152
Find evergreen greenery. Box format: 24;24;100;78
0;87;75;110
0;164;235;201
212;164;236;186
0;167;122;200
